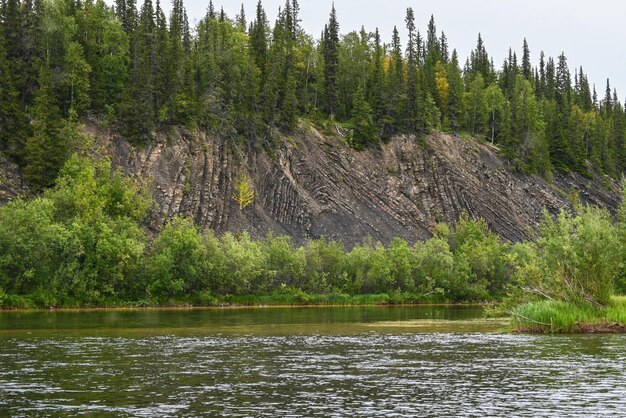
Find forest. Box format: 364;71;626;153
0;154;624;308
1;0;626;308
0;0;625;192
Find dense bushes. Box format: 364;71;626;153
506;205;623;310
0;156;624;309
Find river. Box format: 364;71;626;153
1;306;625;416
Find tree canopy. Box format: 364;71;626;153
0;0;624;189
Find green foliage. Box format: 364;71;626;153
0;155;150;305
512;300;601;333
349;86;377;149
1;0;625;181
1;156;623;309
146;217;208;300
615;182;626;294
511;207;621;308
1;0;626;310
512;297;626;333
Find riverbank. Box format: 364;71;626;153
512;297;626;334
0;292;479;311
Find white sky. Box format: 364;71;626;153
122;0;626;99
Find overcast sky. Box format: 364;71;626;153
135;0;626;99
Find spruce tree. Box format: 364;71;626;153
522;38;531;80
250;0;268;78
388;25;405;131
236;4;246;32
440;31;449;63
404;7;420;131
322;4;339;118
124;0;156;139
23;66;68;190
446;50;464;132
350;86;377;150
0;31;27;158
368;27;388;134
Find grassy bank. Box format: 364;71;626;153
220;292;447;307
511;297;626;333
0;291;457;310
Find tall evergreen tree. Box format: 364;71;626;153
388;25;405;130
522;38;531;80
446;49;464;132
250;0;268;78
350;86;376;149
404;7;420;131
23;66;69;190
322;4;339;118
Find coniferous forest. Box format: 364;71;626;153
0;0;625;308
1;0;625;190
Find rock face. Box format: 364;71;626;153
4;122;621;245
97;123;620;245
0;155;29;205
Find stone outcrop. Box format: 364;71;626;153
101;123;621;245
3;122;622;245
0;155;29;205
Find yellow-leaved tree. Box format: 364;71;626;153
233;173;254;210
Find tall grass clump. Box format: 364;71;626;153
511;300;600;333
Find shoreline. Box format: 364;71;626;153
0;301;487;313
511;297;626;334
515;322;626;334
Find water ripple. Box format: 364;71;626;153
1;333;625;416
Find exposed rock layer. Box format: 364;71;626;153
4;123;622;245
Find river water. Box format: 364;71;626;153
0;306;625;417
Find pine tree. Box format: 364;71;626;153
115;0;127;25
21;0;45;106
545;56;556;100
537;51;546;97
124;0;137;33
154;0;169;117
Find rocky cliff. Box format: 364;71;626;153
4;122;622;245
